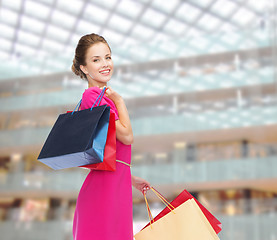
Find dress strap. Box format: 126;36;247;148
116;160;132;168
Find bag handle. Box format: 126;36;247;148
71;87;107;115
90;87;106;110
71;99;82;115
144;193;154;226
143;187;176;228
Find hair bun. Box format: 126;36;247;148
72;58;86;79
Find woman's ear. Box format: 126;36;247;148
80;65;88;75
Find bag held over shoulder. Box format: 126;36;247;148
37;88;110;170
80;111;116;171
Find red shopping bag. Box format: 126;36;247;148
79;112;116;171
143;187;222;234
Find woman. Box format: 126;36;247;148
71;33;151;240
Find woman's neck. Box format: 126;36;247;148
88;83;107;88
87;75;107;89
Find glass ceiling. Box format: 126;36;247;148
0;0;275;80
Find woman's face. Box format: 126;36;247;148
80;42;113;86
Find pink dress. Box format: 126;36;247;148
73;87;133;240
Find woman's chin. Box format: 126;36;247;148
91;77;111;85
102;77;112;83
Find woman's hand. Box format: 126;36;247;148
102;86;122;104
131;175;151;194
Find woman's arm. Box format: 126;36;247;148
131;175;151;194
105;86;133;145
105;87;151;193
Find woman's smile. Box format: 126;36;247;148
99;69;111;76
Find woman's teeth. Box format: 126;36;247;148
100;70;110;74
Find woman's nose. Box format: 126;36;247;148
102;59;108;66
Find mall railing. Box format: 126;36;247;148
132;156;277;184
0;67;275;112
131;105;277;135
0;104;277;148
0;212;276;240
0;169;87;192
218;212;277;240
0;220;72;240
208;198;277;215
133;198;277;220
0;156;276;192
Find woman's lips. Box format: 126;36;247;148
99;69;110;75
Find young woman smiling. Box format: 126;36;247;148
71;33;151;240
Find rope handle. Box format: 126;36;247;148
143;192;154;228
71;99;82;115
71;87;107;115
151;187;175;211
90;87;107;110
143;187;176;228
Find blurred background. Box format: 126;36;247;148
0;0;277;239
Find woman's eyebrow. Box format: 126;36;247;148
91;54;110;58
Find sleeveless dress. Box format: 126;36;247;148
72;87;133;240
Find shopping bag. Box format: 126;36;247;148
80;111;116;171
37;88;110;170
143;187;222;234
134;187;220;240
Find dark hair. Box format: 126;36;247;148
72;33;111;80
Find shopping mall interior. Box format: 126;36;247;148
0;0;277;239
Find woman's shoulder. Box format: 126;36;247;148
81;87;117;111
83;86;101;96
82;87;102;102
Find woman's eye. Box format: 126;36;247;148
93;59;99;62
106;56;111;60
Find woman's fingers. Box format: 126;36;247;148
142;185;151;194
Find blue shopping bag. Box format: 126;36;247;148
37;88;110;170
